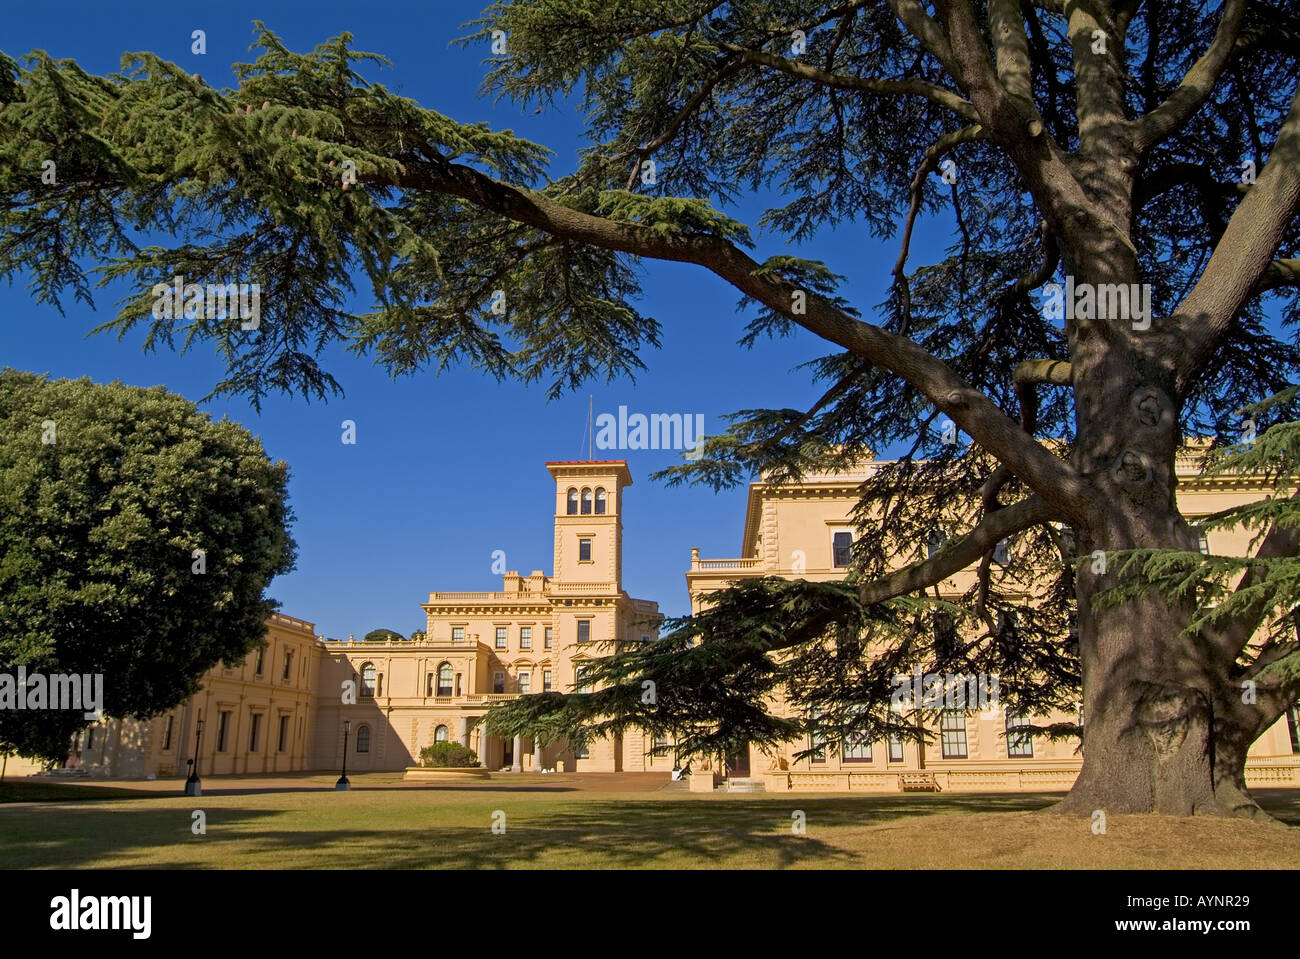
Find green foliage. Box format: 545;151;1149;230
488;576;1079;764
2;7;1297;771
0;369;295;760
363;628;405;643
418;741;479;767
1097;393;1300;689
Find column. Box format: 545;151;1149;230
460;717;471;749
479;722;491;769
511;735;522;773
534;736;544;773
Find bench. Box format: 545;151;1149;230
898;771;940;792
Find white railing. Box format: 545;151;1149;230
427;591;543;602
694;558;761;571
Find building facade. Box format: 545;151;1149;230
310;460;666;774
16;452;1300;793
47;460;668;780
686;448;1300;791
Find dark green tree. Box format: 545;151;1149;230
363;628;406;643
0;370;296;761
1;2;1298;815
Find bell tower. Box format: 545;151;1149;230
546;461;633;588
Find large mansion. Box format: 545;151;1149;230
15;454;1300;792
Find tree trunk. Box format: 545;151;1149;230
1051;258;1266;818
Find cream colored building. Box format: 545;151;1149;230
33;460;668;780
13;453;1299;794
27;612;320;780
310;460;667;774
686;449;1300;792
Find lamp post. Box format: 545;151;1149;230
335;718;351;790
184;717;204;796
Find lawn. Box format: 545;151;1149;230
2;773;1298;869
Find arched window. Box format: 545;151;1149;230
594;488;607;514
581;487;593;514
437;662;454;697
360;663;376;697
355;725;371;753
566;488;579;515
435;724;449;743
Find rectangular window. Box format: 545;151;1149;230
248;713;262;753
843;736;872;762
1005;712;1034;758
282;650;293;681
832;530;853;568
576;665;593;694
217;710;231;752
577;620;591;644
426;673;435;696
578;538;592;561
255;647;265;675
543;669;553;692
86;727;95;751
888;733;905;763
495;627;507;649
544;627;553;649
810;725;826;764
278;715;290;753
940;711;968;759
520;627;532;649
162;715;173;751
493;671;505;694
519;671;531;695
1288;704;1300;754
452;626;465;644
573;742;590;759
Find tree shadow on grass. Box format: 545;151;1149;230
0;791;1065;869
1252;790;1300;826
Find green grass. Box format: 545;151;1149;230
0;780;155;803
2;774;1298;869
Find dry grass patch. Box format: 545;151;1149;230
811;810;1300;868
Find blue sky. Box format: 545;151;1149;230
0;0;951;631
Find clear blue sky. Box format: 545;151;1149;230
1;0;952;631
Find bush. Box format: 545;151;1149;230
419;742;479;768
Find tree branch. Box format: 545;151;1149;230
858;495;1060;605
1254;258;1300;295
1136;0;1247;154
1174;82;1300;395
718;43;979;122
393;155;1098;522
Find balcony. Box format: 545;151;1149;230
463;693;522;704
426;590;544;602
693;557;761;571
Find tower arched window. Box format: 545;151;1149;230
566;488;579;515
360;663;376;697
595;488;607;514
581;488;593;514
437;662;454;697
435;724;449;743
355;725;371;753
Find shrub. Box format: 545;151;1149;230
419;742;479;768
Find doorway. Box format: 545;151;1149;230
725;748;750;777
